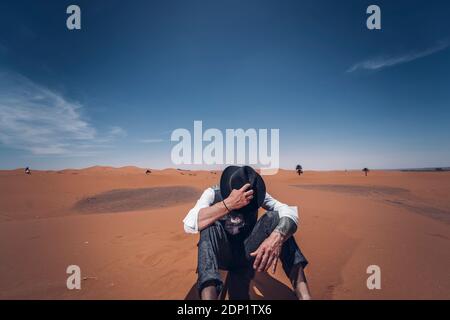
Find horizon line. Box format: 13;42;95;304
1;165;449;172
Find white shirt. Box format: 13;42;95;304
183;187;299;234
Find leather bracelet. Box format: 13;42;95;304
222;200;231;213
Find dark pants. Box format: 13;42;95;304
197;211;308;298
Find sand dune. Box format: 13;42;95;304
0;167;449;299
292;184;450;223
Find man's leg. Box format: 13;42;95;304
197;221;232;300
280;237;311;300
244;211;311;300
227;267;254;300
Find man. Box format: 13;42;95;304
183;165;311;300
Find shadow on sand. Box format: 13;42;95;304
73;186;201;214
184;272;297;300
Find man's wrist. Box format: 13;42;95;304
271;230;286;243
223;198;235;211
222;198;234;212
222;200;231;213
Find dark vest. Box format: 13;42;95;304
211;186;258;238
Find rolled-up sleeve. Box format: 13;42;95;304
183;188;215;234
262;193;299;226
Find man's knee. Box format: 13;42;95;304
199;221;222;242
263;210;279;220
244;211;280;259
260;211;280;231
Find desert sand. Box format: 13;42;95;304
0;167;449;299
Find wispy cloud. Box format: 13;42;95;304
139;138;164;143
0;72;125;155
107;126;127;139
347;40;449;73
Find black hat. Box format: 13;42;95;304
220;165;266;213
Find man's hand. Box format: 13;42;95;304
197;184;253;231
223;183;254;211
250;231;285;273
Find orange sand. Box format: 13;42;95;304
0;167;449;299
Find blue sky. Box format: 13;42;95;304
0;0;449;170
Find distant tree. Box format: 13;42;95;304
296;165;303;176
362;167;369;176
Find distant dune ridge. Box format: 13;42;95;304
0;166;449;299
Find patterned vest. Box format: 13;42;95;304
211;185;258;238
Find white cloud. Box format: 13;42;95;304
347;40;449;73
108;126;127;139
0;72;125;155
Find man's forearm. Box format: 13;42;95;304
274;216;297;239
197;201;229;231
198;184;254;231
